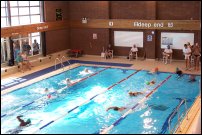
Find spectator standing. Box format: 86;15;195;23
13;40;20;60
22;41;31;56
183;44;192;70
162;45;173;64
192;43;201;71
32;39;39;55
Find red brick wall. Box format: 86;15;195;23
157;1;200;20
110;1;156;58
44;1;69;54
156;1;201;60
44;1;201;59
69;1;110;55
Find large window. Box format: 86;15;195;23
1;1;9;27
1;38;10;64
10;1;41;26
1;1;43;64
12;32;41;59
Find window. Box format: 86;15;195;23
10;7;18;16
1;1;42;27
31;15;40;24
1;1;43;64
19;16;30;25
1;38;10;64
9;1;42;26
1;1;8;27
9;1;18;6
12;32;41;60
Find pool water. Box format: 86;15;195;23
1;66;104;115
1;66;200;134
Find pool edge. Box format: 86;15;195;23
1;63;80;95
175;95;201;134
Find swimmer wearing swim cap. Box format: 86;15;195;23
66;78;71;85
16;116;31;127
146;81;150;85
47;94;51;99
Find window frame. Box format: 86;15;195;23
1;1;43;64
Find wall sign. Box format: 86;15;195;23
36;25;48;30
109;21;113;26
56;9;62;21
134;21;173;28
147;35;152;41
93;33;97;39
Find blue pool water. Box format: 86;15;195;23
1;66;200;134
1;66;104;115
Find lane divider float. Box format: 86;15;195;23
1;67;110;118
99;74;172;134
31;69;141;134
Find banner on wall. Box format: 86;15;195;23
56;9;62;21
161;32;194;49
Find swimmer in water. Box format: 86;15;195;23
128;91;143;96
66;78;72;86
146;79;156;85
188;75;196;82
44;88;49;93
84;68;89;73
79;68;93;76
106;106;127;112
16;116;31;127
176;67;183;79
148;67;159;74
44;88;52;99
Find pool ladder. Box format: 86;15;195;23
168;99;188;134
54;56;71;71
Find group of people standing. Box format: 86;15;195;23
183;42;200;71
13;39;39;72
13;39;39;59
162;42;200;71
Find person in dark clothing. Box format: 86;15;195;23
16;116;31;127
176;67;183;79
22;42;31;55
105;44;113;59
128;91;143;96
188;75;196;82
106;106;126;111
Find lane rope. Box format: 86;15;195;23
1;67;110;118
31;69;141;134
99;74;172;134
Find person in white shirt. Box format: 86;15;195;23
183;44;192;70
129;44;138;60
163;45;173;64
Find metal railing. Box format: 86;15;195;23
54;57;64;70
55;56;71;79
61;56;71;78
168;99;188;134
61;56;71;66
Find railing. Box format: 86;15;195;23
168;99;188;134
54;57;64;70
61;55;71;65
61;55;71;78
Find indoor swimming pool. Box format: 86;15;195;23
1;65;201;134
